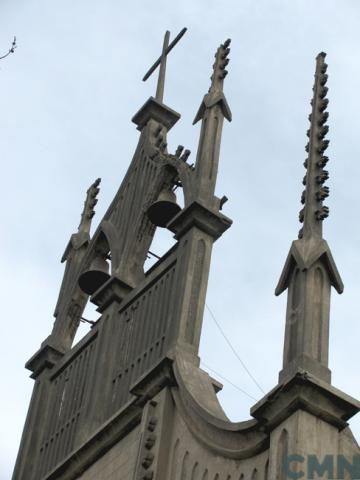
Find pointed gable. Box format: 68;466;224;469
275;238;343;296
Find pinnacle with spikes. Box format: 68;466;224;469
190;39;232;207
52;178;102;349
298;52;330;241
60;178;101;264
210;38;231;92
276;53;342;298
78;178;101;234
193;39;232;125
275;53;343;385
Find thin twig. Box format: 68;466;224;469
0;36;17;61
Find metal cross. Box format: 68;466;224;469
143;28;187;103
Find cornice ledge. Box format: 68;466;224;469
132;96;180;131
91;275;133;312
251;371;360;432
168;201;232;240
26;338;64;379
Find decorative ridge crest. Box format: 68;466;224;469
298;52;330;240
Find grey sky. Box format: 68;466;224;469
1;1;360;478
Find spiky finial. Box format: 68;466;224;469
78;178;101;233
193;39;232;125
209;38;231;93
298;52;330;240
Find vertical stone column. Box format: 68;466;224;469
168;202;231;361
279;258;332;383
12;344;63;480
133;388;175;480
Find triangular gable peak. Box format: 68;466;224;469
193;91;232;124
275;238;343;296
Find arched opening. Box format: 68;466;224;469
144;225;177;271
314;266;324;362
191;462;199;480
72;231;111;346
276;429;289;480
72;299;99;346
144;171;184;272
202;469;208;480
264;459;269;480
287;268;301;363
180;451;190;480
169;439;180;480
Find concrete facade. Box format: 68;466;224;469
78;426;140;480
12;34;360;480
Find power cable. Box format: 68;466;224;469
205;303;265;394
200;362;258;402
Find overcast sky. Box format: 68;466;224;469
1;1;360;478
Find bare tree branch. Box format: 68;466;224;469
0;36;17;61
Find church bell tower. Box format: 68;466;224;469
13;32;360;480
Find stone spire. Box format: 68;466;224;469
275;53;343;384
192;39;232;205
164;38;233;356
49;178;102;352
77;178;101;236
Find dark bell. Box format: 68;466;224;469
147;188;181;228
78;256;111;295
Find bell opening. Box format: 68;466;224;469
147;200;181;228
78;269;111;296
78;251;111;296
